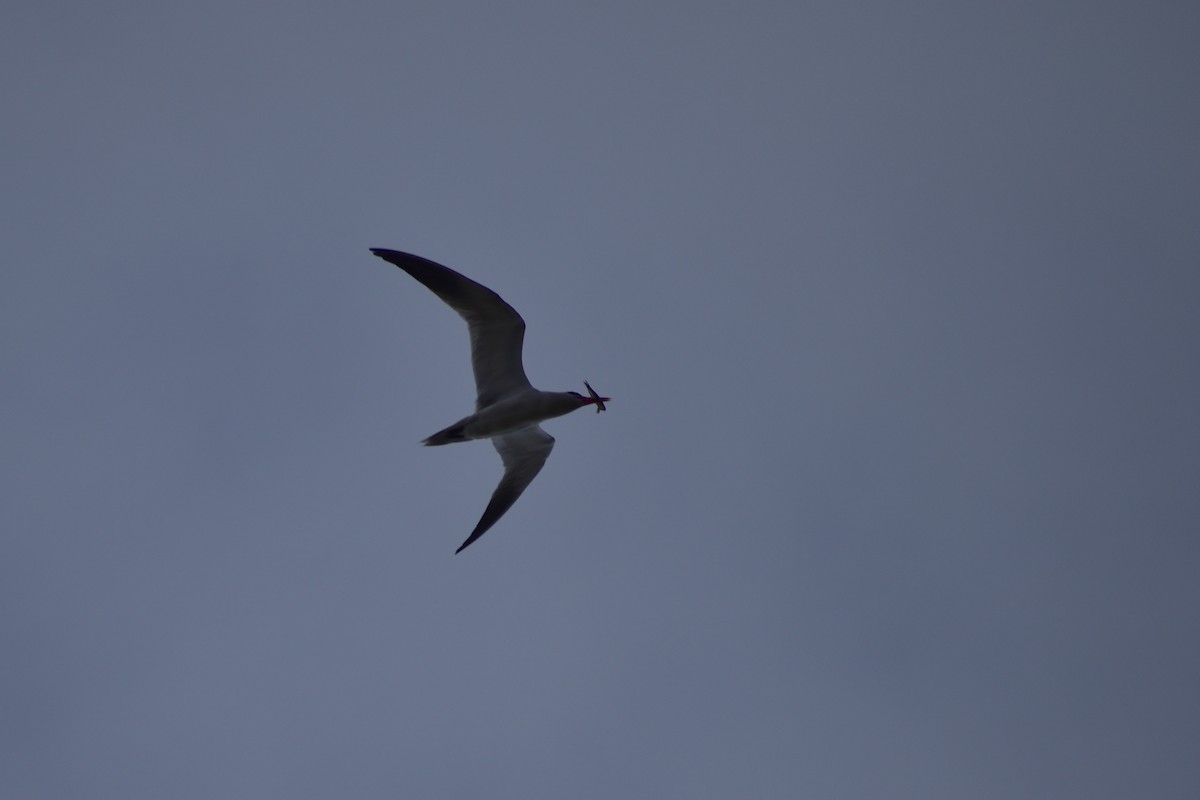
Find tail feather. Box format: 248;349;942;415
423;423;468;446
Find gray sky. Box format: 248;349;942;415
4;2;1199;797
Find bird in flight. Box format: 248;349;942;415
371;249;610;553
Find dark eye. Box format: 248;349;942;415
568;391;582;398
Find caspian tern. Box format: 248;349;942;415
371;249;611;553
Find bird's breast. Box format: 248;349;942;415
464;391;574;439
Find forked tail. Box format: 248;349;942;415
422;422;469;446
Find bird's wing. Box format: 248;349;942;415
455;425;555;553
371;249;532;409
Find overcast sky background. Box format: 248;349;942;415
4;2;1199;798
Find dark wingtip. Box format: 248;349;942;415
455;526;487;554
370;247;405;260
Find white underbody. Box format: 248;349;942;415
452;389;582;441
